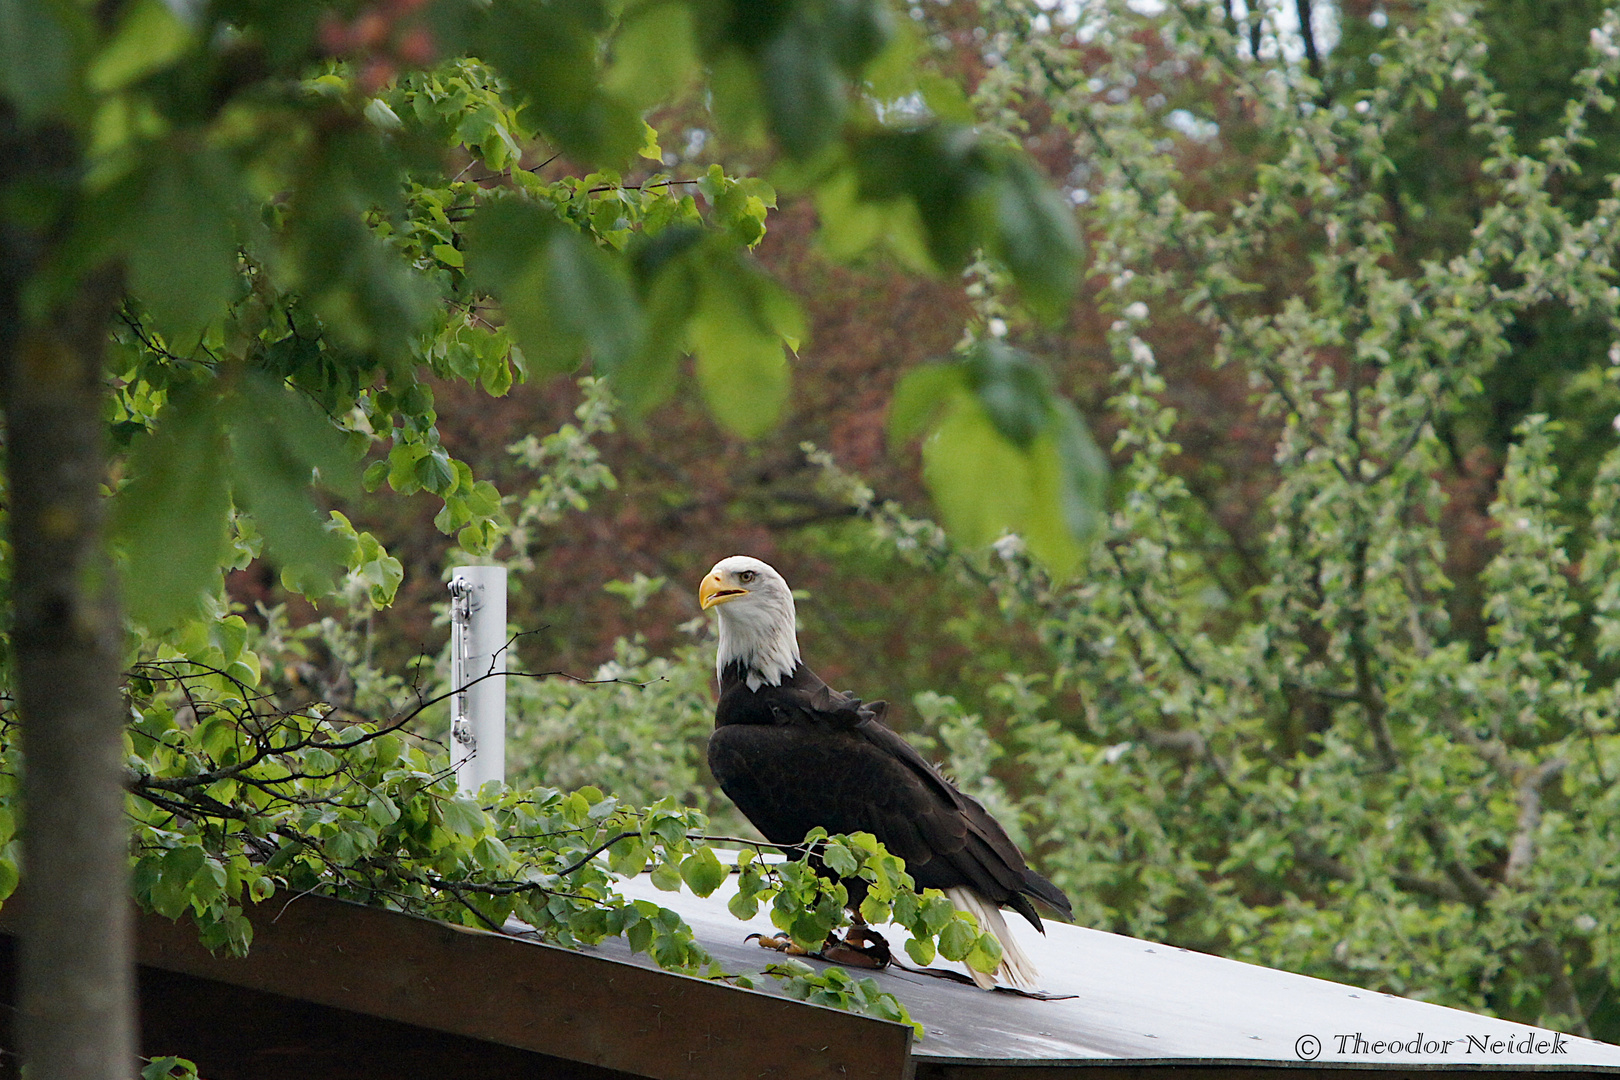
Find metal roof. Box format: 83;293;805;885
600;870;1620;1073
7;868;1610;1078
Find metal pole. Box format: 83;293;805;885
448;566;507;794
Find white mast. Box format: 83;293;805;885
448;566;507;794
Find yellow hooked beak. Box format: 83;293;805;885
699;571;748;610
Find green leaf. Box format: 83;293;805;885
617;228;703;411
87;0;191;93
708;48;767;149
416;448;456;494
903;934;936;966
125;148;243;337
919;893;956;935
190;856;226;907
546;226;643;374
851;126;983;272
966;342;1051;448
372;735;402;769
342;520;406;607
915;354;1104;578
850;124;1080;311
562;790;591;824
937;916;976;962
225;657;260;688
363;97;403;131
366;792;401;826
922;395;1033;548
821;840;859;878
649;858;683;892
861;13;921;99
890;888;919;929
468;198;643;375
988;156;1082;320
386;441;427;494
473;834;512;870
606;0;697;110
679;846;727;897
965;930;1004;975
688;256;800;438
1047;399;1109;548
712;176;772;248
626;913;654;953
918;73;974;124
889;362;966;445
569;906;611;941
224;375;354;597
152;844;207;920
141;1055;199;1080
728;889;760;921
755;11;845;160
111;386;231;629
789;907;838;952
813;164;927;266
480;0;642;164
637;122;664;162
0;851;18;903
0;0;85;121
441;795;486;838
691;324;786;435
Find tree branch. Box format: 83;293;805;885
1345;536;1400;770
1295;0;1322;82
1505;758;1567;885
1107;543;1208;680
1526;935;1593;1038
1417;820;1494;908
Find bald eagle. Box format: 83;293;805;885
699;555;1071;990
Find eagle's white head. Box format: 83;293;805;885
698;555;800;690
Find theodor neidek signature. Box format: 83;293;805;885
1295;1031;1572;1060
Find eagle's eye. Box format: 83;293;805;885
738;570;757;583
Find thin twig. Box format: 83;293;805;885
585;178;703;194
556;831;639;876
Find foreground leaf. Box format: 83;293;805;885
111;387;231;628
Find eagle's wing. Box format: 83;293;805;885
849;715;1070;925
791;670;1070;923
711;665;1071;926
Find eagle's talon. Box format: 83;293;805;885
746;932;809;955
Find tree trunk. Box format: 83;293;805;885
0;110;136;1080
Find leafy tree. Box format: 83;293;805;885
0;0;1095;1073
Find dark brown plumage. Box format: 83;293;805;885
707;658;1072;930
699;555;1070;988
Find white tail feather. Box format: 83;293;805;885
945;887;1039;990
